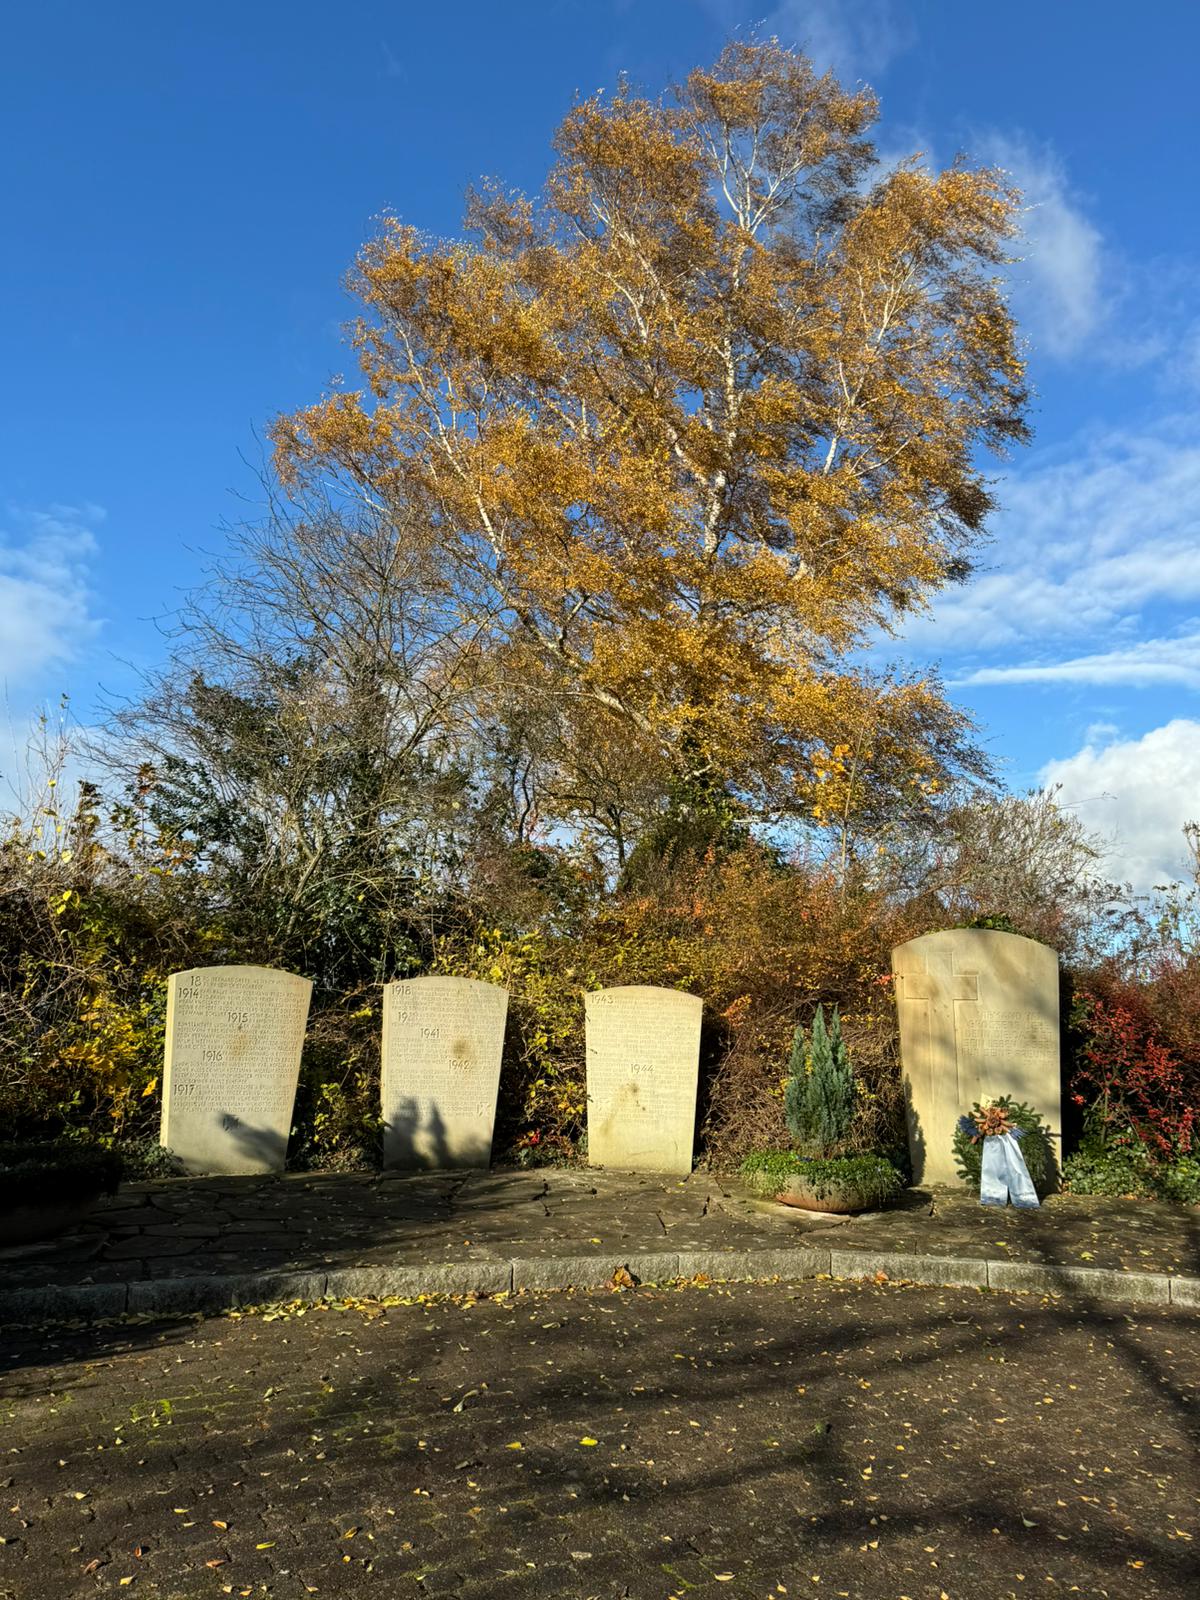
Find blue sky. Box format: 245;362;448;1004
2;0;1199;887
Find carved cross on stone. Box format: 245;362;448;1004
894;947;980;1107
891;928;1061;1186
895;951;979;1006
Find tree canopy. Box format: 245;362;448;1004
272;40;1028;845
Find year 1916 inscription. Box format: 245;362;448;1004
161;965;311;1175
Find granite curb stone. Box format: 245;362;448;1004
324;1262;513;1298
125;1271;328;1316
675;1246;832;1281
2;1250;1197;1327
511;1251;681;1290
0;1282;129;1323
829;1248;989;1287
986;1259;1174;1305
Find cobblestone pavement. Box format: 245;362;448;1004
1;1279;1197;1600
4;1168;1198;1295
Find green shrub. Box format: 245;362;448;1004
1064;1140;1200;1204
1160;1156;1200;1205
111;1137;183;1179
784;1005;855;1154
0;1141;123;1211
1062;1140;1150;1198
739;1149;902;1208
952;1097;1054;1192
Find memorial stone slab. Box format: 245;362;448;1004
892;928;1061;1185
585;985;702;1174
381;977;508;1169
161;966;312;1175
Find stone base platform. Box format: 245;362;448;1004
1;1167;1197;1323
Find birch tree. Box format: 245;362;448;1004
272;41;1028;832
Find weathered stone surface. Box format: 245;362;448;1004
585;986;702;1175
0;1282;128;1324
160;966;311;1176
324;1262;512;1298
986;1260;1171;1305
126;1271;327;1316
829;1248;988;1288
381;977;508;1169
675;1246;832;1282
511;1252;681;1290
892;929;1061;1186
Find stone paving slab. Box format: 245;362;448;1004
1;1166;1197;1324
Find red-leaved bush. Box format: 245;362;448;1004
1071;989;1195;1157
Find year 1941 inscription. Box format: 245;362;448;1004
381;976;508;1170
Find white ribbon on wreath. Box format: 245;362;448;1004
958;1107;1040;1209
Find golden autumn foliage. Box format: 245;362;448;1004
272;42;1027;836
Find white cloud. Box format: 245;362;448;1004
766;0;914;80
904;418;1200;666
1040;720;1200;890
958;629;1200;690
697;1;914;82
975;133;1106;360
0;504;103;688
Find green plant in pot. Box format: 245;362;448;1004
0;1142;124;1246
739;1007;902;1213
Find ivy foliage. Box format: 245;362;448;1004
739;1150;902;1208
1063;1139;1200;1204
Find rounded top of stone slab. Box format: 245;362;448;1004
385;975;508;995
584;985;703;1013
171;964;312;988
892;927;1059;969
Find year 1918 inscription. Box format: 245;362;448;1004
161;965;311;1175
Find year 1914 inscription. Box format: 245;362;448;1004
160;966;312;1175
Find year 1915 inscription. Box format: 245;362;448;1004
161;965;311;1175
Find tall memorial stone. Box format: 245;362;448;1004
892;929;1061;1185
161;966;312;1175
381;977;508;1168
585;986;702;1175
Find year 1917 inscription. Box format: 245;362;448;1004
161;966;311;1175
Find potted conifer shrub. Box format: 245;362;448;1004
739;1007;902;1213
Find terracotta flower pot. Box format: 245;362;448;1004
772;1177;877;1214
